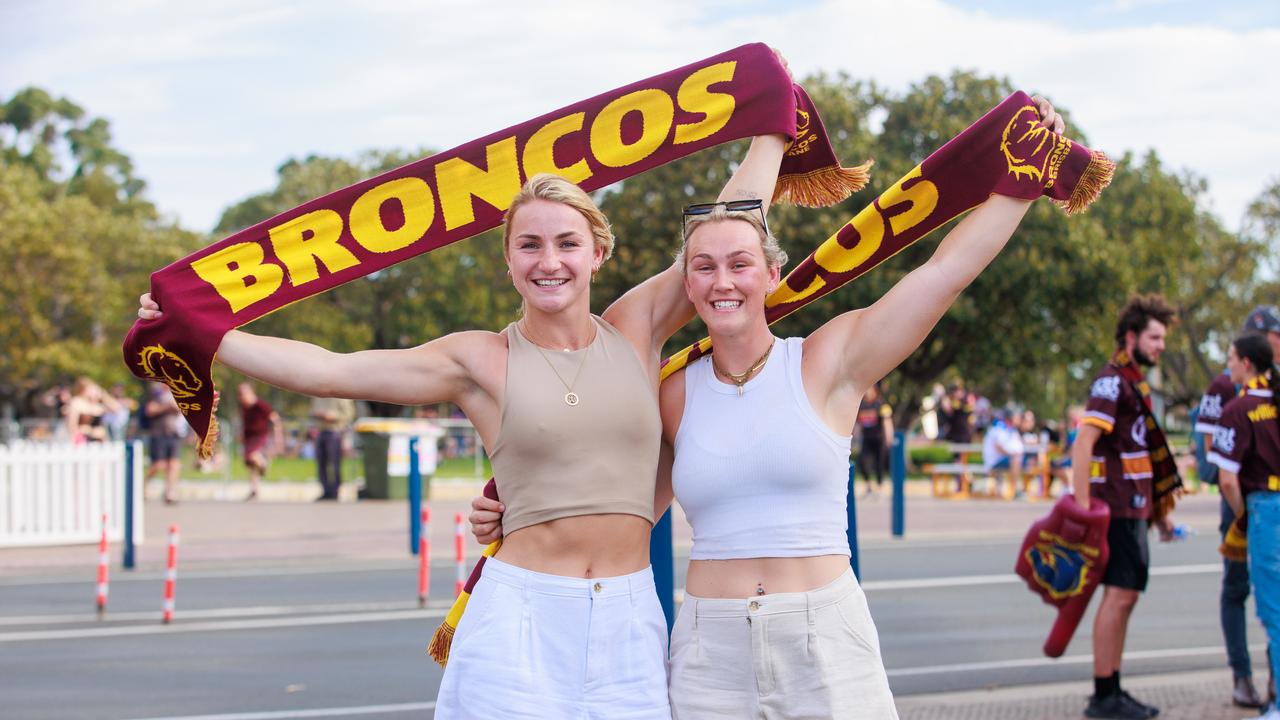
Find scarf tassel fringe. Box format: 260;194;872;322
1055;150;1115;216
773;160;873;208
428;622;454;666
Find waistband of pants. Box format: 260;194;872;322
685;567;857;618
481;556;655;599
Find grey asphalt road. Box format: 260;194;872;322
0;529;1253;720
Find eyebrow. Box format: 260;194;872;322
690;249;754;261
514;231;585;241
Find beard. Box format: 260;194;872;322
1133;347;1156;367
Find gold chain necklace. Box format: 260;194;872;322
522;319;593;407
711;338;775;396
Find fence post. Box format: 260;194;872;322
123;441;136;570
650;509;675;633
891;430;906;538
846;463;860;581
409;436;421;556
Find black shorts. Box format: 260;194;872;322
148;435;181;462
1102;517;1150;591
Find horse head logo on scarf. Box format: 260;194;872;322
137;344;204;401
1000;105;1063;184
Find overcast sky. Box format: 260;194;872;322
2;0;1276;235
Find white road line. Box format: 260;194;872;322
1;563;1222;634
886;642;1261;677
0;600;433;627
124;701;436;720
0;608;443;643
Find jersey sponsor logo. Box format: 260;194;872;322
1214;425;1237;455
1130;418;1148;448
1090;376;1121;402
1199;394;1224;420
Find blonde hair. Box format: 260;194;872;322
502;174;614;261
675;206;787;274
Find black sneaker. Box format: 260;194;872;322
1084;693;1150;720
1118;690;1159;718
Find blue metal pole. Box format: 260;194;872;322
891;430;906;538
650;509;675;632
846;462;860;581
123;440;136;570
409;436;422;556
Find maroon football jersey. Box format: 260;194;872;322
1195;371;1235;436
240;399;275;440
1081;364;1155;520
1209;387;1280;496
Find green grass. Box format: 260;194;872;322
179;445;490;482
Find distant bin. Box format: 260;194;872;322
355;419;443;500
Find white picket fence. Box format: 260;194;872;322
0;440;144;548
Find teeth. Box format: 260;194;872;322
712;300;741;310
534;279;567;287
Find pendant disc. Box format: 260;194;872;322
565;392;580;406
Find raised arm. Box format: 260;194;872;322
603;133;789;360
805;97;1061;428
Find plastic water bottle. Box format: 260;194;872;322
1171;524;1193;541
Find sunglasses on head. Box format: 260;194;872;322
681;199;769;237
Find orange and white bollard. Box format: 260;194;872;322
162;524;179;624
454;512;465;598
418;508;431;608
95;513;109;617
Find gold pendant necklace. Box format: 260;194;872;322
523;319;592;406
711;338;775;396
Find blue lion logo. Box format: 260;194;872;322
1026;538;1092;601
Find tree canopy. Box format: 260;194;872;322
2;75;1274;428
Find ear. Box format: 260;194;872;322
767;263;782;295
682;270;695;302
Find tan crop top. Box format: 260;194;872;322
490;315;661;535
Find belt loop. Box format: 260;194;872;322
691;597;698;630
807;587;816;627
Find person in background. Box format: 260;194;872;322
310;396;356;501
1195;305;1280;710
144;382;183;504
64;378;119;444
238;382;282;501
1208;333;1280;720
941;385;975;443
982;408;1025;495
103;383;133;441
856;384;893;495
1071;294;1179;720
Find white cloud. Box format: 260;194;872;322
1;0;1273;232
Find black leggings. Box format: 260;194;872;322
858;436;888;486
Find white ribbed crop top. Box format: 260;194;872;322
671;337;852;560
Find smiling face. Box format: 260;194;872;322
505;199;604;317
682;218;780;338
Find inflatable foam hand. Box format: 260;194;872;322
1220;514;1248;563
1014;495;1111;657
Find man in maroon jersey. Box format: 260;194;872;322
1071;294;1180;720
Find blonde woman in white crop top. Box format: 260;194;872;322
139;109;793;717
471;96;1067;719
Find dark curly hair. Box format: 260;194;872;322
1114;294;1177;347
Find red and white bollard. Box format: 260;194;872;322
454;512;465;598
95;513;109;617
162;524;179;624
417;508;431;608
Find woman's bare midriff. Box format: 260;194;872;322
494;513;653;578
686;554;851;598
